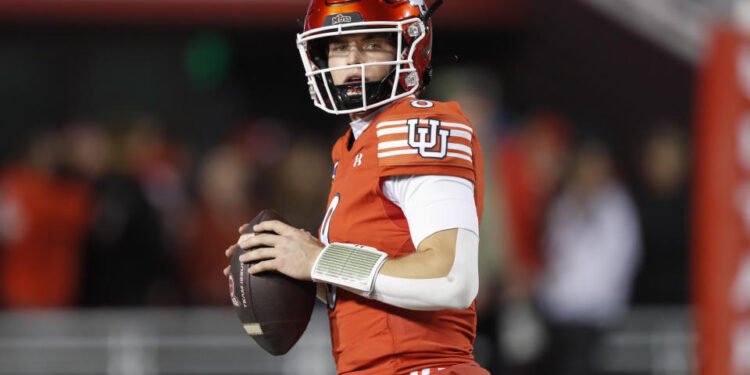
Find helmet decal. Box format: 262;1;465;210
323;12;364;26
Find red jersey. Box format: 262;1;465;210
0;165;91;308
319;97;485;374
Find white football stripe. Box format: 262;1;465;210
450;129;472;141
442;121;473;133
378;140;409;150
448;143;473;155
378;149;419;158
377;127;408;137
376;119;473;133
379;128;471;141
376;120;407;128
243;323;263;336
379;141;468;153
448;152;473;162
378;149;472;162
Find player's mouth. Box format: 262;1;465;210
344;74;363;84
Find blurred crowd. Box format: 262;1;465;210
0;115;332;308
0;66;691;374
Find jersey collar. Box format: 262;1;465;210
349;96;415;140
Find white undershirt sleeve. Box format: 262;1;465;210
382;175;479;247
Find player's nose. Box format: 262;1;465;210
346;47;364;65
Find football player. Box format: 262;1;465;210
225;1;488;374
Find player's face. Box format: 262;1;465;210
327;33;397;85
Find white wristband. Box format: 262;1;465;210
311;243;388;294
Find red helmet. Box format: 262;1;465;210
296;0;438;115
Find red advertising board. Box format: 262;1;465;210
694;25;750;375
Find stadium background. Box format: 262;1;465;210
0;0;744;374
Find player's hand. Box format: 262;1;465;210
232;220;324;281
222;223;252;277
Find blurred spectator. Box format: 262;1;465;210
121;116;191;247
0;128;92;308
179;145;256;305
232;118;290;169
68;121;171;306
536;140;641;375
272;137;332;232
492;114;570;374
499;114;571;296
632;123;690;305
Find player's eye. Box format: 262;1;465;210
329;43;348;53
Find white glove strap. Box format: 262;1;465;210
311;243;388;294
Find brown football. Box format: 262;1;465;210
228;209;316;356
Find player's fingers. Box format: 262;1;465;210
238;223;251;234
237;233;255;248
239;247;275;263
238;233;279;250
253;220;297;236
225;244;239;257
223;265;230;276
249;259;278;274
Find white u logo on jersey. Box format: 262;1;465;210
407;118;449;159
